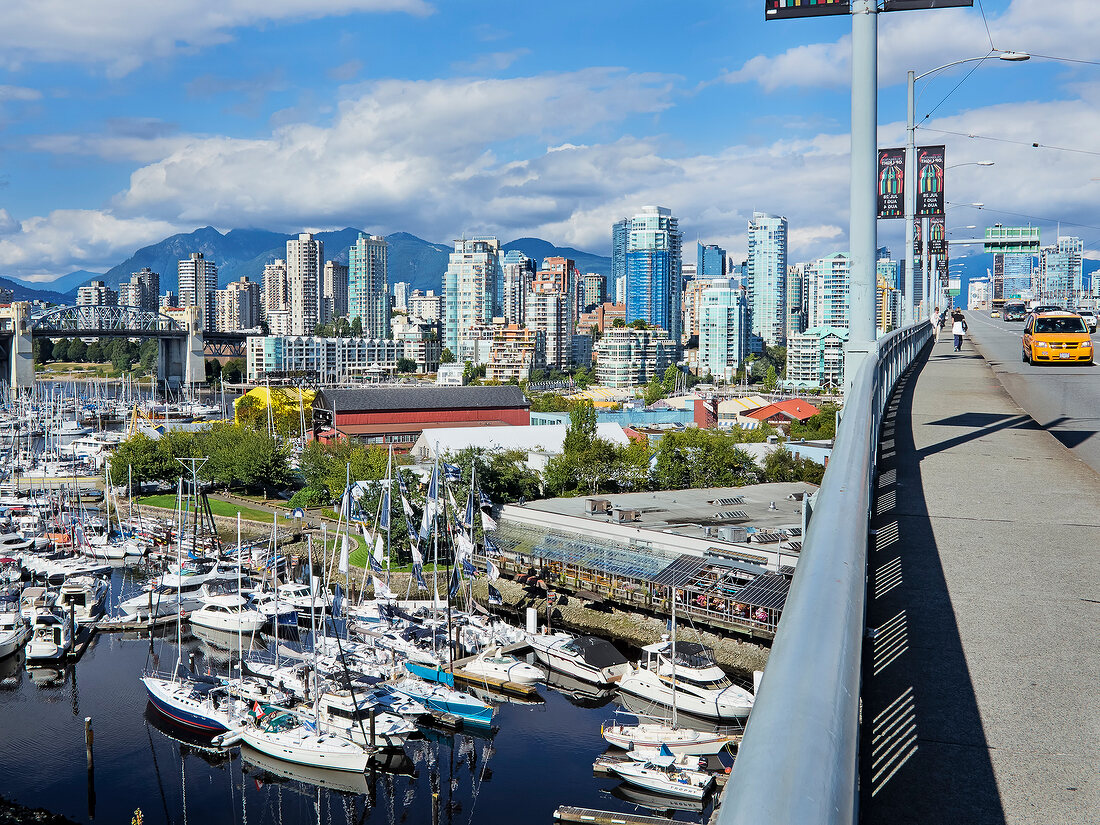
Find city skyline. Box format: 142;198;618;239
0;0;1096;285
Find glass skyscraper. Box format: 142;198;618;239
698;279;747;382
699;243;727;279
747;212;788;347
1039;236;1083;308
625;206;682;348
348;233;389;339
612;219;629;295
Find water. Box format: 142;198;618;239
0;570;724;825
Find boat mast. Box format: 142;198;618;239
671;585;678;728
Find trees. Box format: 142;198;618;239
33;339;53;364
109;433;175;487
643;375;666;405
52;338;70;362
652;429;761;490
763;448;826;485
444;447;541;506
222;358;244;383
764;366;778;390
201;422;293;494
298;439;390;502
440;348;455;364
396;357;417;374
68;339;88;362
205;358;222;385
139;340;158;375
528;393;572;413
350;317;363;337
85;342;105;363
789;402;839;441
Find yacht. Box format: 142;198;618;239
56;575;109;625
0;597;30;659
603;751;715;801
616;641;754;722
313;688;420;749
189;595;267;635
237;707;371;773
25;610;74;662
459;645;544;685
527;632;630;686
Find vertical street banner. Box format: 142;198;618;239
929;215;947;255
938;249;950;289
913;219;924;258
877;148;905;219
916;145;945;216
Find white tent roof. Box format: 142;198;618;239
415;423;629;459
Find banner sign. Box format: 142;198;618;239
885;0;972;10
766;0;850;20
914;219;923;258
937;250;949;287
929;215;947;255
916;145;945;216
877;148;906;219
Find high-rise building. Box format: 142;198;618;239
785;326;849;390
348;233;389;338
443;237;500;357
118;267;160;312
698;279;748;383
392;281;411;313
262;259;288;320
786;264;806;340
500;250;534;325
625;206;682;349
527;268;573;371
1038;236;1083;308
580;272;606;311
160;291;178;310
747;212;788;347
615;275;626;305
216;277;261;332
806;253;850;330
594;326;675;388
178;252;217;330
408;290;443;323
876;260;902;333
286;233;324;336
612;218;629;292
683;278;712;339
76;280;117;307
322;260;349;322
987;225;1040;304
699;243;727;279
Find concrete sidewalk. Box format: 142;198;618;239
860;330;1100;823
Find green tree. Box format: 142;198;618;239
52;338;71;362
205;358;222;385
198;423;293;494
444;447;541;506
628;318;648;330
396;357;417;373
350;317;363;337
33;339;53;364
462;362;485;385
573;366;593;389
789;402;839;441
112;343;136;374
440;348;455;364
653;429;762;490
563;401;596;453
298;440;390;501
139;340;158;375
109;433;175;487
222;358;244;383
68;339;88;362
764;366;778;391
661;364;680;393
763;448;826;485
612;318;625;328
527;393;572;413
643;375;666;405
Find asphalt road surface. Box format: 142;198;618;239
962;309;1100;474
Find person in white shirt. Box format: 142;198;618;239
951;310;967;352
932;306;942;339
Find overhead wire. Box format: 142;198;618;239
920;128;1100;158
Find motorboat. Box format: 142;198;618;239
56;575;109;625
0;557;23;584
0;534;35;555
602;751;715;801
25;610;74;662
0;597;30;659
237;707;371;773
313;689;419;749
527;632;630;686
459;645;543;685
616;641;754;722
189;595;267;635
392;666;495;729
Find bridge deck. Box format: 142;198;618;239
860;330;1099;824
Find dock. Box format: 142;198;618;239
97;612;189;633
553;806;678;825
443;640;540;699
68;625;97;662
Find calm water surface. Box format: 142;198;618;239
0;570;720;825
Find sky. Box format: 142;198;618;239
1;0;1098;283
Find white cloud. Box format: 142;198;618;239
0;0;433;74
453;49;531;74
0;85;41;101
720;0;1100;92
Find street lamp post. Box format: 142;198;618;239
905;52;1028;324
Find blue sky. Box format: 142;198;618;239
0;0;1097;282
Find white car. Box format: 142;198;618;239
1076;310;1097;333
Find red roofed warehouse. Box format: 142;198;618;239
745;399;821;427
311;386;530;450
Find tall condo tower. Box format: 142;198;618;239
323;260;350;322
348;233;389;338
625;206;682;348
443;237;500;356
747;212;788;347
286;233;324;336
177;252;218;331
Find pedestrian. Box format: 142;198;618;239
951;310;967;352
932;306;943;339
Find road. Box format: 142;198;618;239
962;310;1100;474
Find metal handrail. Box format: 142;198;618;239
717;320;933;825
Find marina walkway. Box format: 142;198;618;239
859;329;1100;823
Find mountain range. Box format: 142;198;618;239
1;228;613;301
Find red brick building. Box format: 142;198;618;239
311;386;530;450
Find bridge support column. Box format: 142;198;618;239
186;326;206;386
1;302;34;397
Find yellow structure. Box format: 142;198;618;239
234;386;316;433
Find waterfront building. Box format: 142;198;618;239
699;243;727;279
747;212;788;347
323;260;349;322
594;326;675;388
698;279;748;383
247;335;401;384
443;237;500;357
625;206;682;350
76;280;117;307
486;324;546;383
1038;236;1083;308
348;233;389;338
784;326;848;390
215;276;261;332
177;252;217;330
806;253;850;330
500;250;534;325
408;290;443;323
261;259;288;321
286;233;323;336
392;280;411;313
118;268;160;311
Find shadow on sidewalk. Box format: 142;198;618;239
859;347;1006;825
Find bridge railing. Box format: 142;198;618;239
717;320;933;825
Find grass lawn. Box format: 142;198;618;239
136;495;275;524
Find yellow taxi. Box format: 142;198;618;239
1021;311;1094;365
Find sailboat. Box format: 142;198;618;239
603;744;715;801
609;586;750;742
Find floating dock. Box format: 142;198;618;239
553;806;677;825
443;640;541;700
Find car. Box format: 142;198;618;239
1029;304;1063;315
1076;309;1097;333
1021;312;1094;366
990;309;1001;318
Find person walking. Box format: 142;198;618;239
932;306;944;340
951;310;967;352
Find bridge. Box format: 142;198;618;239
718;315;1099;824
0;302;211;392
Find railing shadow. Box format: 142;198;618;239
860;348;1006;824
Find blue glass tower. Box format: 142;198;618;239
625;206;682;350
